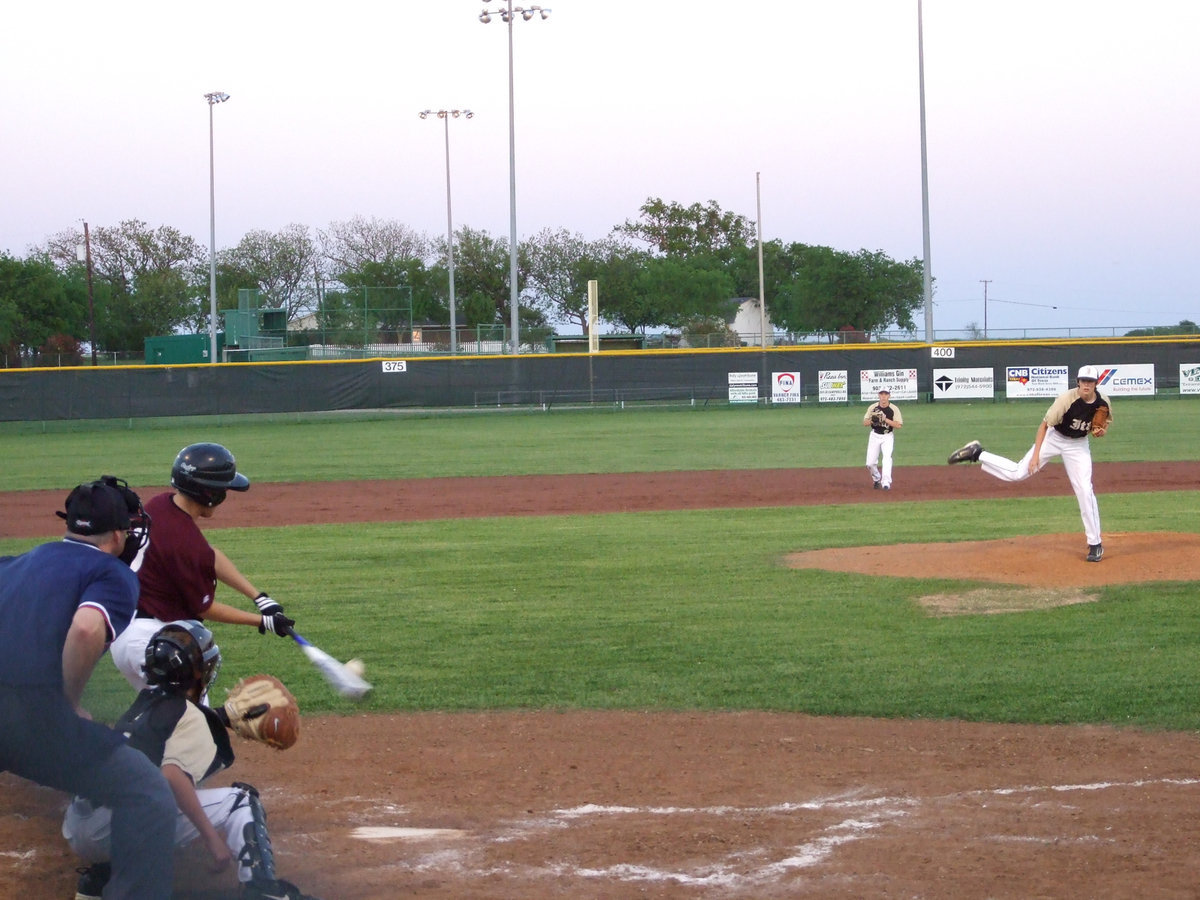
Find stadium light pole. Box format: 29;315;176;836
205;91;230;364
916;0;933;343
420;109;474;355
478;3;550;354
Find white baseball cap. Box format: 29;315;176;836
1077;365;1099;381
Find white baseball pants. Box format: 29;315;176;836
865;431;895;488
978;429;1102;545
64;787;258;883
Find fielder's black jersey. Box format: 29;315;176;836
1045;389;1112;439
865;403;902;435
116;689;234;782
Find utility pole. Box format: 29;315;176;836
83;222;97;366
980;279;992;339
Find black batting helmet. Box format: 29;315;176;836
143;620;222;693
171;442;250;508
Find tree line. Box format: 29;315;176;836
0;197;928;363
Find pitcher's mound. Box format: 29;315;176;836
785;532;1200;615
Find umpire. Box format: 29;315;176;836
0;477;177;899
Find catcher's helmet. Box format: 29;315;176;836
143;620;222;693
171;442;250;508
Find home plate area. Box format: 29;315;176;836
178;711;1200;898
5;711;1200;898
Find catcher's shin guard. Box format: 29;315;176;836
233;782;278;882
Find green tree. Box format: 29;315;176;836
221;224;319;323
0;253;86;365
616;197;755;261
524;228;605;332
43;220;206;350
451;227;512;327
770;244;924;338
1124;320;1199;337
321;217;447;330
596;250;734;334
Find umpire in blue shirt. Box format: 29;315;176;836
0;477;177;899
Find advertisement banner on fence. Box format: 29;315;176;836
1094;364;1156;396
932;367;995;399
818;370;849;403
859;369;918;401
728;371;759;404
771;371;802;403
1181;363;1200;395
1005;366;1067;398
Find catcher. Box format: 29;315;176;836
64;621;318;900
948;364;1113;562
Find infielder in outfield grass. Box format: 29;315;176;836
863;388;903;491
111;443;295;691
948;365;1112;562
67;621;318;900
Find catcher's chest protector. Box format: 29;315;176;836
118;689;234;780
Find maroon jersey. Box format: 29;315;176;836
133;492;217;620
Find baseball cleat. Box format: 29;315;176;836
882;485;890;491
75;863;110;900
947;440;983;464
873;481;881;490
242;878;322;900
1086;543;1104;563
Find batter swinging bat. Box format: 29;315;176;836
284;627;372;700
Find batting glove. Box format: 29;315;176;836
255;595;294;636
259;610;295;637
253;592;284;616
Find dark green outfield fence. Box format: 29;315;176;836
2;339;1197;422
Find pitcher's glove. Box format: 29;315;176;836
1090;405;1110;436
221;674;300;750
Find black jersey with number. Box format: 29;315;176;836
1051;392;1111;439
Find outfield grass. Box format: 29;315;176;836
0;397;1192;490
2;401;1196;730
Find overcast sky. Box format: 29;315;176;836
2;1;1196;336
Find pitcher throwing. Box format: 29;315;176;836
948;365;1112;562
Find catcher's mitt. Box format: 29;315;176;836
1090;405;1110;436
223;674;300;750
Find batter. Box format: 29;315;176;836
111;443;295;692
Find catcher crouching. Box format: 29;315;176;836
64;621;318;900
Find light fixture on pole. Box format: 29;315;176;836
420;108;474;355
478;3;550;354
204;91;230;364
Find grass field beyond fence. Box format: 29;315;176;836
1;401;1196;730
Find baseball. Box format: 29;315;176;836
345;658;366;678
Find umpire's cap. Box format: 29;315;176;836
57;478;136;535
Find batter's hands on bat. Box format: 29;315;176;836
259;610;295;636
254;592;295;636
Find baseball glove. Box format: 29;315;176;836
222;674;300;750
870;410;888;427
1090;405;1110;436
